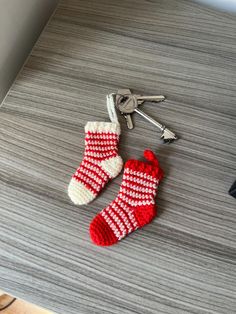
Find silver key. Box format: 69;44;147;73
123;113;134;129
116;89;178;143
134;108;177;143
116;89;165;112
136;95;166;105
116;90;137;129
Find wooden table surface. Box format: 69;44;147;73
0;0;236;313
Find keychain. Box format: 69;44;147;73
114;88;178;143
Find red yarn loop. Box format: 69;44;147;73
143;150;159;166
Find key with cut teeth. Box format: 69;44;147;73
116;89;178;143
116;89;165;130
134;107;177;143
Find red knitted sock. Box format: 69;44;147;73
68;122;123;205
90;150;164;246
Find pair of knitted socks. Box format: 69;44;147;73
68;121;163;246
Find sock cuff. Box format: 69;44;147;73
125;150;164;180
85;122;121;135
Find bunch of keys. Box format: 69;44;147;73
115;89;178;143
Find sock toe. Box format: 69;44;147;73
90;214;118;246
68;178;95;205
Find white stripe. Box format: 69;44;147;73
123;175;158;188
81;163;108;179
105;207;126;239
118;194;155;207
109;203;130;231
85;156;113;165
119;187;155;198
116;199;138;229
121;182;156;193
85;121;120;134
86;135;118;140
125;169;158;182
77;168;103;184
101;211;121;239
75;173;100;191
86;140;117;146
110;203;132;231
85;145;117;151
85;151;115;158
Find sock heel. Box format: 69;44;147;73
133;204;157;227
100;155;123;178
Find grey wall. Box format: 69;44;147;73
0;0;59;104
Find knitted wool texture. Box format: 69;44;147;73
90;150;164;246
68;122;123;205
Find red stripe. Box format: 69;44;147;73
86;131;119;137
122;178;157;190
120;192;154;201
82;159;109;177
124;169;157;181
123;173;158;183
124;172;157;183
119;192;152;202
84;145;117;150
85;139;118;144
120;184;155;195
114;199;136;230
84;152;118;161
85;140;118;146
73;171;103;191
85;148;117;154
113;200;133;233
79;163;109;182
108;204;126;230
72;175;98;195
77;167;107;185
105;207;123;236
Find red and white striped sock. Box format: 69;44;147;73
90;150;164;246
68;121;123;205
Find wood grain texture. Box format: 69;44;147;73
0;0;236;313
